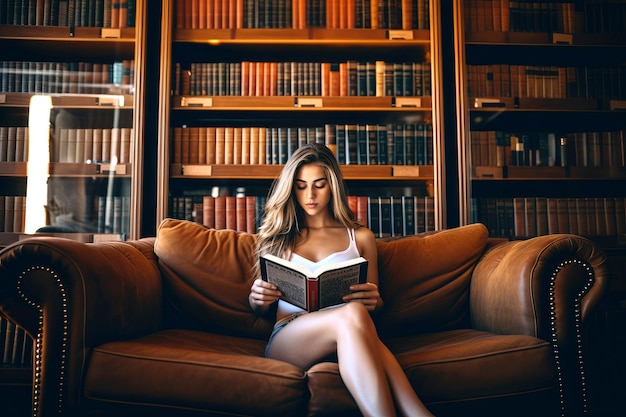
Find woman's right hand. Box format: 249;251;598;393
249;279;282;312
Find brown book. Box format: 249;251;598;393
233;127;242;164
0;127;8;162
235;195;246;232
6;127;17;163
65;128;77;163
604;198;617;237
202;195;216;228
556;198;570;234
225;196;237;230
173;127;182;164
547;198;559;234
215;127;225;164
181;127;190;164
206;127;217;164
102;128;112;163
357;196;369;228
92;128;103;163
14;127;25;163
246;195;257;233
224;127;234;164
513;197;526;237
188;127;200;164
595;198;607;236
214;195;227;229
4;196;14;233
241;127;251;164
120;127;132;164
258;127;267;164
110;127;121;164
567;198;578;235
535;197;548;236
75;128;85;164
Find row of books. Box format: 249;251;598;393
0;126;29;163
171;123;433;166
0;0;136;28
0;194;130;234
177;61;432;98
171;193;436;237
0;60;135;94
471;197;626;238
175;0;430;30
471;129;626;169
0;196;25;233
0;317;32;367
96;195;130;234
467;64;626;100
464;0;625;34
0;126;134;164
56;127;133;164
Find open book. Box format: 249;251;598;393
260;253;368;312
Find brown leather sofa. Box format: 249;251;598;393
0;219;610;417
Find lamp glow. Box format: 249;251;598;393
25;95;52;234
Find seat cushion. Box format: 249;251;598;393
154;218;274;339
375;223;489;337
306;329;556;416
84;329;308;416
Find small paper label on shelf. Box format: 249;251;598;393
0;94;5;104
97;96;124;106
296;98;323;108
93;233;124;243
552;33;573;45
181;97;213;107
388;30;414;40
610;100;626;110
101;28;122;39
395;97;422;108
98;163;127;174
474;98;505;108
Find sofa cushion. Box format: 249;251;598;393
375;223;489;337
154;218;273;339
85;329;308;416
307;329;556;415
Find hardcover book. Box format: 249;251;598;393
260;253;368;312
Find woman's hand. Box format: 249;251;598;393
249;278;282;314
344;282;380;312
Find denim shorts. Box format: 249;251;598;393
264;313;305;357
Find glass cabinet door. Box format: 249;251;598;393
0;1;147;246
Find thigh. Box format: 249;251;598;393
266;307;345;370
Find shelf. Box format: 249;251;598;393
174;28;430;44
466;32;626;47
0;93;134;108
171;164;434;180
0;162;130;177
173;96;432;111
0;232;126;248
473;166;626;180
470;97;626;111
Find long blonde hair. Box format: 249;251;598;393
254;143;359;275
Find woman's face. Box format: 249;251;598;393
294;163;331;217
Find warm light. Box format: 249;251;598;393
25;95;52;234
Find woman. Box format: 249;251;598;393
249;143;434;417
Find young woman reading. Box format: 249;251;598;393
248;143;434;417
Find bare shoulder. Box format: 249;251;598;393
354;226;377;252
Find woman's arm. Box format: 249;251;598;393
344;227;383;312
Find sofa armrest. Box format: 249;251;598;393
470;233;611;415
0;236;162;416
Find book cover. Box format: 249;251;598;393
260;253;368;312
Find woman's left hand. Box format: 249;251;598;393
344;282;380;312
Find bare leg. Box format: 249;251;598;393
378;340;435;417
267;303;395;416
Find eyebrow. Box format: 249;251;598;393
295;177;327;184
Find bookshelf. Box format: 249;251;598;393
453;1;626;415
156;0;446;237
0;0;148;247
0;1;148;408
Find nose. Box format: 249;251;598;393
307;186;315;200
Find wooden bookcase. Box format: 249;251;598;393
0;0;149;407
452;1;626;415
0;1;148;248
155;0;447;237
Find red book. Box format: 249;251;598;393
214;196;227;229
246;196;257;233
236;196;247;232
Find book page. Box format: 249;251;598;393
262;260;308;310
318;261;367;309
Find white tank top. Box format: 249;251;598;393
276;228;360;317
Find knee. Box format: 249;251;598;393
339;302;375;332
